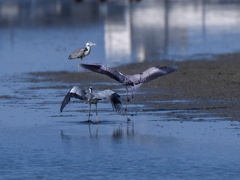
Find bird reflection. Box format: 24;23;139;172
88;123;98;138
112;126;123;138
112;121;134;139
127;121;134;136
60;130;71;140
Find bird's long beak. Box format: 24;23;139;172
90;42;96;46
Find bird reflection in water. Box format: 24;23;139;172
60;121;133;140
88;123;98;138
60;130;71;140
112;121;134;139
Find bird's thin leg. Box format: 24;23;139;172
95;103;98;123
126;87;128;111
88;102;91;121
78;58;82;67
132;89;134;99
125;87;131;121
78;58;82;72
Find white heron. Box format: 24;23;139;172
60;86;123;123
68;42;96;67
80;63;178;100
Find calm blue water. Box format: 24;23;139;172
1;0;240;179
1;100;240;179
1;0;240;74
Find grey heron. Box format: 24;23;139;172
68;42;96;67
80;63;178;100
60;86;122;123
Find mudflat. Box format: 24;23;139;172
29;53;240;121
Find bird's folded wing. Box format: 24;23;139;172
71;48;86;58
81;63;126;83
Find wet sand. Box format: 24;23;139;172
29;53;240;121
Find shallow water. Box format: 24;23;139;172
1;0;240;179
1;76;240;179
1;119;240;179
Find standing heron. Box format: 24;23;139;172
68;42;96;67
80;63;178;101
60;86;122;123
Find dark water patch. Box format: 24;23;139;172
51;114;77;118
140;107;202;112
60;120;118;125
0;95;15;100
79;120;117;125
28;107;50;110
29;85;69;90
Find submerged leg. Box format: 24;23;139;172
95;103;98;123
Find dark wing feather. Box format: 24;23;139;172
60;89;88;112
109;93;123;114
94;89;123;114
74;90;88;100
137;65;178;83
81;63;126;84
60;92;71;112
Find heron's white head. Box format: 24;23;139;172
89;86;93;93
86;42;96;47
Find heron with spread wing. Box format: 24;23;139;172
68;42;96;67
60;86;123;123
80;63;178;100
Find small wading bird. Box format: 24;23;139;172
68;42;96;67
81;63;178;101
60;86;123;123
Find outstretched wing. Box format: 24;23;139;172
132;65;178;84
81;63;131;85
94;89;123;114
60;86;88;112
68;47;86;59
60;92;71;112
109;93;123;114
70;86;88;100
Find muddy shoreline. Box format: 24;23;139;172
28;53;240;121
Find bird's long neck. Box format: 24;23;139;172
89;87;92;93
85;44;91;55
